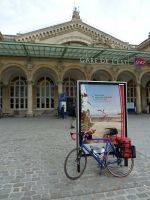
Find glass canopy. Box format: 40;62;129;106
0;41;150;64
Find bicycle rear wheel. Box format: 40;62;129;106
64;148;87;180
106;148;134;178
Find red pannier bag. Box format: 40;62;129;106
104;131;136;158
116;137;136;159
109;135;132;158
120;137;132;158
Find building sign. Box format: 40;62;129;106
77;81;127;152
80;56;147;66
80;57;129;65
134;57;146;66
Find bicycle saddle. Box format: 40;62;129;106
105;128;118;136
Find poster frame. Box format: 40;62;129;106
76;80;128;148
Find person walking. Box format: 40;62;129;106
60;105;65;119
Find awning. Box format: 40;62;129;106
0;41;150;64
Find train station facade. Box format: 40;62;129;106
0;9;150;116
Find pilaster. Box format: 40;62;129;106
57;80;63;94
27;80;33;116
136;82;141;113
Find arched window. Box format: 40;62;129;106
127;80;136;103
63;78;76;97
10;76;27;109
146;81;150;104
36;77;54;109
63;78;76;114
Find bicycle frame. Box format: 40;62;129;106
80;137;120;167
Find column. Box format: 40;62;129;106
112;76;117;81
2;84;9;113
27;80;33;116
136;82;141;113
56;80;63;112
57;80;63;95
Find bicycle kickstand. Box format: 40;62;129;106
99;164;103;175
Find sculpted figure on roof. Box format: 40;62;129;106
72;7;81;20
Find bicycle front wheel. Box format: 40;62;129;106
106;149;134;178
64;148;87;180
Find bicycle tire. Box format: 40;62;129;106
64;147;87;180
106;147;134;178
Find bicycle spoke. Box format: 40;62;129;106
106;150;134;177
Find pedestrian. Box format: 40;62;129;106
60;105;65;119
56;106;60;118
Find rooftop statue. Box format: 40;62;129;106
72;7;81;20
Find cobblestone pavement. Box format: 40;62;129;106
0;114;150;200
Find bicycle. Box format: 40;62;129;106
64;129;134;180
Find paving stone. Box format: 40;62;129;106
32;195;41;200
125;188;137;194
114;196;126;200
115;189;126;195
21;197;32;200
0;194;9;199
13;183;24;187
126;194;138;199
21;186;31;191
92;193;105;199
41;193;51;200
105;191;116;197
136;192;149;198
9;192;24;199
24;191;36;197
0;188;11;194
13;187;20;192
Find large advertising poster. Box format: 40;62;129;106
77;81;127;152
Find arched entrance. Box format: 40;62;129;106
146;81;150;113
36;77;54;109
127;79;136;104
10;76;27;109
141;72;150;113
1;66;27;114
117;71;137;112
33;68;57;111
63;69;85;115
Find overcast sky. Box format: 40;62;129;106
0;0;149;45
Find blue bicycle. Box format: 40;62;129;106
64;130;134;180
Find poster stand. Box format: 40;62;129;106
76;81;127;154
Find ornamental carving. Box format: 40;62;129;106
55;63;65;79
111;66;119;74
134;67;142;76
84;66;93;77
27;63;33;70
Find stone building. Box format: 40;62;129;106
0;8;150;116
